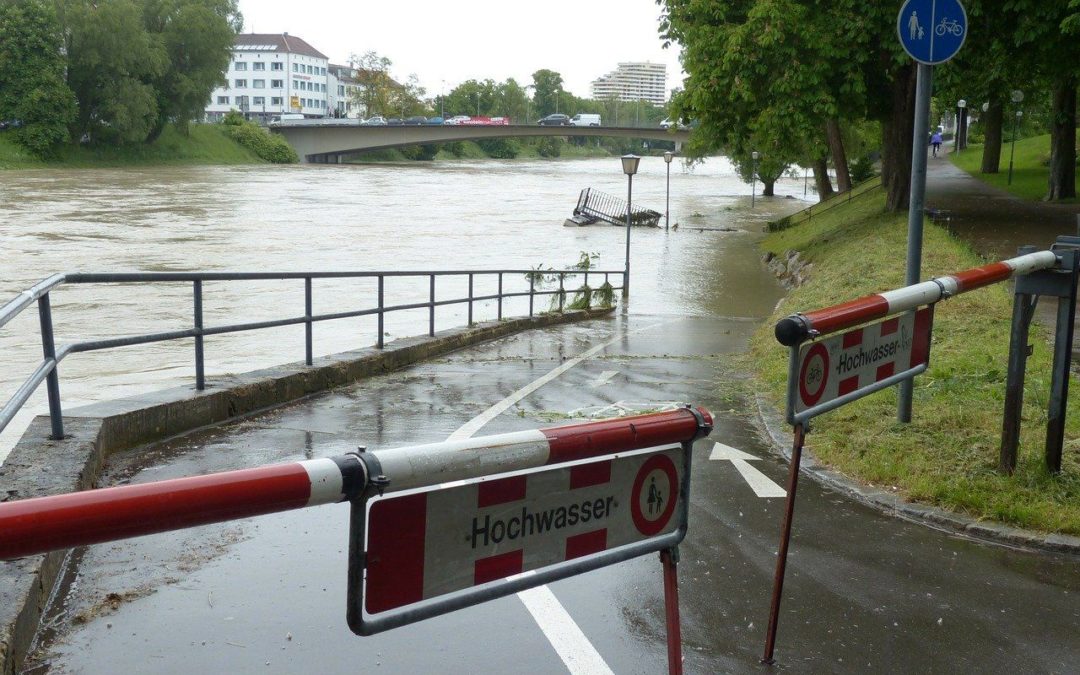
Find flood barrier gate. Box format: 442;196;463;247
764;241;1080;663
0;406;712;675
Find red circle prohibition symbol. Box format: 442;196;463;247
798;342;830;407
630;454;678;536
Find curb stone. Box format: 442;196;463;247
753;392;1080;556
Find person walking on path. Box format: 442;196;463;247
930;130;943;157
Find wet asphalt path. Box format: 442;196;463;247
26;313;1080;673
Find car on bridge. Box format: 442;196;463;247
538;114;570;126
444;116;471;125
360;115;387;126
404;116;428;125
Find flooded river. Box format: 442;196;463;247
0;157;811;461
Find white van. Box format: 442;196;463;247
269;113;305;124
569;113;601;127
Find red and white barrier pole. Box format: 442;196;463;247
0;407;712;561
774;250;1058;346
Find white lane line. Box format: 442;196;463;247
708;442;787;498
588;370;619;388
447;324;662;442
518;586;616;675
445;321;666;675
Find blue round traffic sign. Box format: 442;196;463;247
897;0;968;65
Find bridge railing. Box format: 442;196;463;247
0;268;624;441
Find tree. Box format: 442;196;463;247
531;69;565;116
57;0;166;144
0;0;76;156
141;0;241;141
349;50;397;117
659;0;922;210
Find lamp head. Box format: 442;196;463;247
663;151;673;164
1016;110;1024;118
958;99;967;109
751;151;759;160
1011;89;1024;104
621;154;640;176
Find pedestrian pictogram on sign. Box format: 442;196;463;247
351;444;688;635
897;0;968;65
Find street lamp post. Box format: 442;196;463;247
1008;90;1024;185
751;151;760;208
525;84;534;124
955;99;967;154
663;151;673;230
475;93;480;118
621;154;640;298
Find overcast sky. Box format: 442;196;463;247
235;0;684;99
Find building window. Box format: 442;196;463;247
271;97;283;105
253;62;265;71
292;79;299;89
235;62;247;71
292;63;298;72
272;62;283;71
338;85;344;96
234;79;246;88
306;65;313;74
253;79;265;88
217;96;229;105
271;79;283;88
253;96;265;105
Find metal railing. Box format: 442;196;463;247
575;187;662;227
767;176;883;232
0;268;624;441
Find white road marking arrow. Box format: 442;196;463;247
588;370;619;388
709;442;787;498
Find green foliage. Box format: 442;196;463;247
224;120;298;163
399;143;439;161
0;0;76;157
525;253;617;312
476;138;519;159
754;192;1080;534
952;132;1078;202
537;137;562;158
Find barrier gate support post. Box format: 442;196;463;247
762;421;805;665
661;547;683;675
1000;241;1080;474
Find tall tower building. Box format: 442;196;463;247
589;62;667;106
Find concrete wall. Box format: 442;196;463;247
0;308;613;674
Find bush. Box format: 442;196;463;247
537;137;562;158
477;138;520;159
400;143;439;161
849;155;878;184
224;119;298;163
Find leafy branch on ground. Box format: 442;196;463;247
524;252;617;312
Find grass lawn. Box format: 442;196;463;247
750;192;1080;535
0;124;262;170
951;132;1079;202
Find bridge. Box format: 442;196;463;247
270;121;692;162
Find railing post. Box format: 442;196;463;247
305;277;313;366
584;271;590;310
468;273;474;326
529;275;535;317
558;274;565;312
497;273;503;320
193;280;205;390
429;274;435;337
377;275;385;349
37;293;64;440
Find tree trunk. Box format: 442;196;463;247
825;118;851;191
881;64;916;212
1047;76;1077;201
980;98;1004;174
762;179;775;196
813;157;834;198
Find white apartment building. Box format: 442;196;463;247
589;62;667;107
205;33;331;123
328;64;363;118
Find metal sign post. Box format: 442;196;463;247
896;0;968;423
